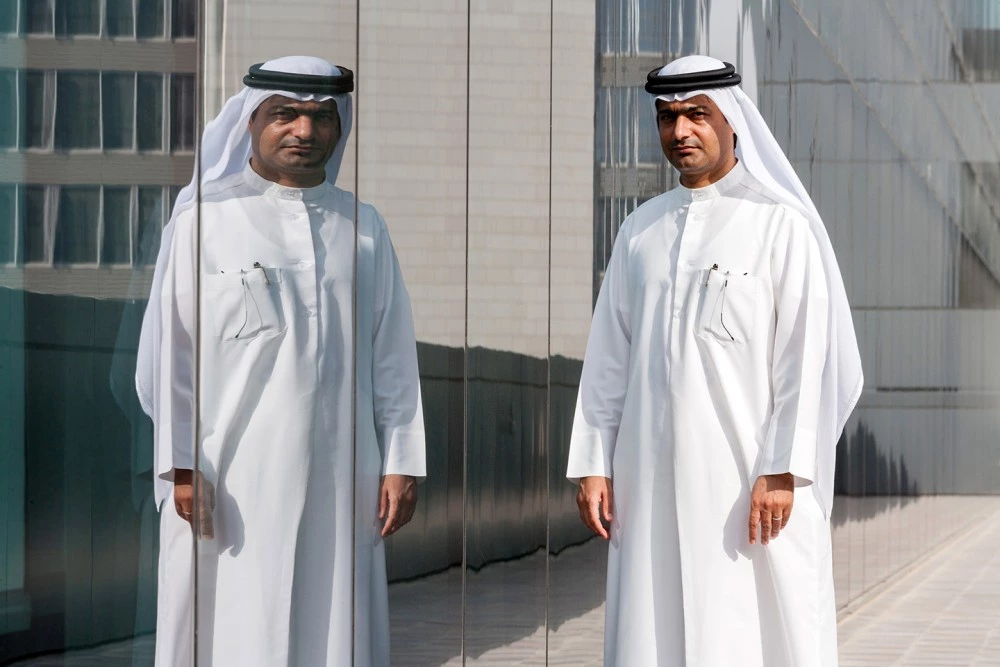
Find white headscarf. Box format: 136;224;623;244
655;55;864;516
135;55;353;417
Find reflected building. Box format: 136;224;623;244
0;0;196;659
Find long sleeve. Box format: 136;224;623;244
567;225;632;482
148;213;197;496
372;219;426;479
757;213;830;484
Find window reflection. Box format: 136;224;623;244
23;0;53;35
10;184;170;269
12;0;190;38
137;73;165;150
23;185;46;263
0;70;14;148
12;69;183;153
103;72;136;150
136;186;165;265
23;71;50;149
0;2;16;33
136;0;165;38
105;0;133;37
102;186;133;265
169;74;195;151
55;0;101;36
170;0;195;38
0;185;15;264
54;186;100;264
56;73;101;149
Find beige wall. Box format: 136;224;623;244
211;1;594;356
551;0;596;360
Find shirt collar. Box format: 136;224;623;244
242;161;330;202
678;159;746;203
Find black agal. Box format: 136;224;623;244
644;62;741;95
243;63;355;95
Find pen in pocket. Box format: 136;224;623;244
252;261;271;286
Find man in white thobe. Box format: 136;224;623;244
568;55;863;666
136;56;426;667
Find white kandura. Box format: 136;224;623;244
568;54;862;667
138;56;425;667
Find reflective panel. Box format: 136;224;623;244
0;1;194;663
356;1;467;664
547;1;602;664
3;1;1000;664
463;1;551;663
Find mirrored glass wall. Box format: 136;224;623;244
2;0;999;664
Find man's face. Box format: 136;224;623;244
656;95;736;186
248;95;341;187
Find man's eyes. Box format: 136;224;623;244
658;112;707;122
272;110;336;122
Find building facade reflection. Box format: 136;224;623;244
1;0;998;664
1;0;194;661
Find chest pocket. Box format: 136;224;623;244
203;267;287;341
696;267;761;344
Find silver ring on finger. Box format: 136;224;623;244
772;516;783;522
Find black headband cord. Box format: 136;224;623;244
243;63;355;95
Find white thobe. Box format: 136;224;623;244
150;164;426;667
568;162;837;666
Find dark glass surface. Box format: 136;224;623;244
54;186;99;264
0;2;16;34
0;2;192;663
105;0;134;37
55;73;100;149
55;0;100;36
22;185;45;263
136;73;164;151
103;73;135;150
23;0;53;34
169;74;194;151
102;186;132;264
0;70;15;148
0;185;15;263
171;0;195;38
23;71;47;149
0;1;998;663
136;0;164;38
136;186;164;265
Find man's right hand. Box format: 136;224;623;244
577;476;614;540
173;469;215;539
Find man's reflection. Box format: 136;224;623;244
135;56;426;667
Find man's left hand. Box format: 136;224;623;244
748;472;794;546
378;474;417;538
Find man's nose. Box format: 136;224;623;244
672;115;692;141
291;115;315;140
